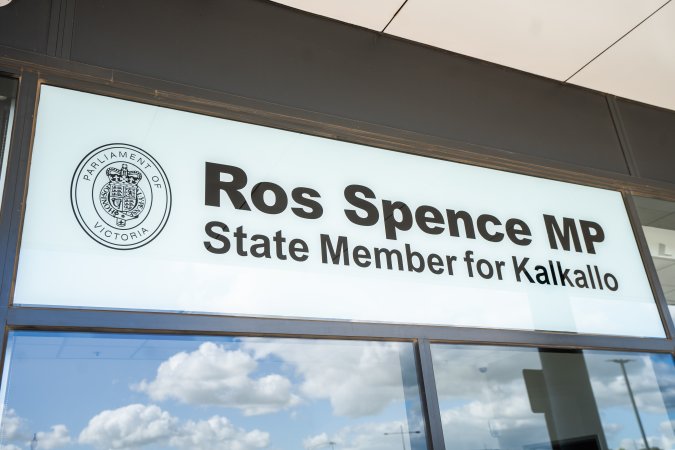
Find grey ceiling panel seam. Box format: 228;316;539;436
563;0;672;83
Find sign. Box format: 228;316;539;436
14;86;665;337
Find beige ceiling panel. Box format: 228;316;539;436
270;0;406;31
385;0;667;81
569;1;675;111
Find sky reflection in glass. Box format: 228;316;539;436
0;332;426;450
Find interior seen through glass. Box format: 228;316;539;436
0;76;17;207
0;332;427;450
634;196;675;321
432;344;675;450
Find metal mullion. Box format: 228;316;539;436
0;71;39;389
623;193;675;339
416;338;445;450
0;72;38;310
0;310;8;397
606;96;640;178
5;306;675;353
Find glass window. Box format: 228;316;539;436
431;344;675;450
634;196;675;321
0;332;428;450
0;76;18;208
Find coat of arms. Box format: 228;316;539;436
99;164;146;227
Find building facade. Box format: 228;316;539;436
1;1;675;450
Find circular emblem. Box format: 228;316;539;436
71;143;171;250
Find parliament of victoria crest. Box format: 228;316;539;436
71;143;171;250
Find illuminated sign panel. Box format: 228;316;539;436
14;86;664;337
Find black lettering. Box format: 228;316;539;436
234;226;248;256
594;265;604;290
353;246;372;268
580;220;605;254
477;259;494;279
605;273;619;291
512;257;534;283
251;182;287;214
556;261;572;286
574;270;589;288
427;254;444;274
344;185;379;226
586;265;596;289
382;200;413;240
477;214;503;242
506;218;532;246
321;234;349;265
543;215;582;252
289;239;309;262
548;260;558;285
204;162;250;209
464;250;475;277
447;210;476;239
445;255;457;275
273;230;287;260
204;221;230;254
495;260;505;280
374;247;404;270
535;265;550;285
415;205;444;235
291;187;323;219
250;234;271;258
405;244;425;273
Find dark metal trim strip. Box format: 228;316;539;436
0;47;675;199
6;307;674;352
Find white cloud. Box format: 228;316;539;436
137;339;414;419
35;425;71;450
431;346;541;398
602;422;623;436
589;359;674;415
135;342;299;416
79;404;269;450
0;410;70;450
0;409;26;442
430;347;675;450
245;340;408;418
303;432;331;450
169;416;269;450
302;420;425;450
439;400;548;450
619;432;675;450
0;444;22;450
79;404;177;449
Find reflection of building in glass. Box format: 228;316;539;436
432;346;675;450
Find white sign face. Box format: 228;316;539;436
14;86;665;337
